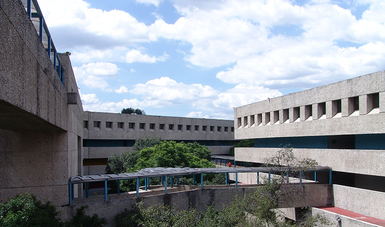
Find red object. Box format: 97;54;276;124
228;162;232;167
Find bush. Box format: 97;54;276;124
66;205;107;227
0;194;107;227
0;193;62;227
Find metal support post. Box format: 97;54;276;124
145;178;148;191
226;173;228;185
136;178;140;198
236;172;238;188
86;183;89;198
234;160;236;167
193;174;196;185
164;176;168;194
177;176;180;185
329;170;332;185
286;172;289;183
171;176;173;188
69;182;73;206
257;172;259;184
300;171;303;185
268;172;271;183
27;0;32;18
201;173;204;189
104;180;108;202
314;171;317;182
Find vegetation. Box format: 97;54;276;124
229;139;254;156
0;193;107;227
121;108;145;115
114;147;330;227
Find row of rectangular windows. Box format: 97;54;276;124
84;120;234;133
238;93;380;128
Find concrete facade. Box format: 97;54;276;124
0;0;83;210
83;112;235;175
234;71;385;224
0;0;235;209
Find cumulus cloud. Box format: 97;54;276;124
114;86;129;94
136;0;163;7
125;50;169;63
74;62;119;89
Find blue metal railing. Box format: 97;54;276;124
23;0;64;84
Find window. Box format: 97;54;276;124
250;115;255;126
237;117;242;128
231;127;234;132
94;121;101;129
178;124;183;131
150;123;155;130
318;102;326;119
224;127;228;132
332;100;342;117
257;114;262;126
139;123;145;130
265;112;270;125
293;107;300;122
273;111;279;124
169;124;174;131
348;96;359;115
210;126;214;132
283;109;289;123
202;126;207;132
106;121;113;129
217;126;222;132
305;105;312;120
129;122;135;130
368;93;379;112
159;124;165;130
244;116;248;127
194;125;199;131
186;125;191;131
83;120;88;129
117;122;124;130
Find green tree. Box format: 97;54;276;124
229;139;254;156
0;193;62;227
121;108;145;115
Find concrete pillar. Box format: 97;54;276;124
380;92;385;113
300;106;306;122
326;101;333;118
289;107;295;123
312;104;319;120
359;95;369;115
341;98;349;117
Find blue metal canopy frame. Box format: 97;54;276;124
68;166;331;206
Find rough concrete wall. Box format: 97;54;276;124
0;130;69;206
235;147;385;177
69;184;332;227
333;184;385;220
312;207;380;227
0;0;84;210
0;0;68;131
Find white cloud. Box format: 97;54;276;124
115;86;129;94
136;0;163;7
125;50;169;63
73;62;119;89
130;69;136;73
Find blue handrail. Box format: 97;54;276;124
23;0;64;85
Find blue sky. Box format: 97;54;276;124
38;0;385;119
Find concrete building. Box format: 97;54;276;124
234;71;385;223
0;0;234;208
83;111;235;175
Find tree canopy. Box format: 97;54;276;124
121;108;145;115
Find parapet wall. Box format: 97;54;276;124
69;184;332;226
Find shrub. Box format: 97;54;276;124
0;193;62;227
66;205;107;227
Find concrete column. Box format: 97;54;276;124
300;106;306;122
312;104;319;120
380;92;385;113
359;95;368;115
341;98;349;117
289;108;295;123
326;101;333;118
279;109;284;124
